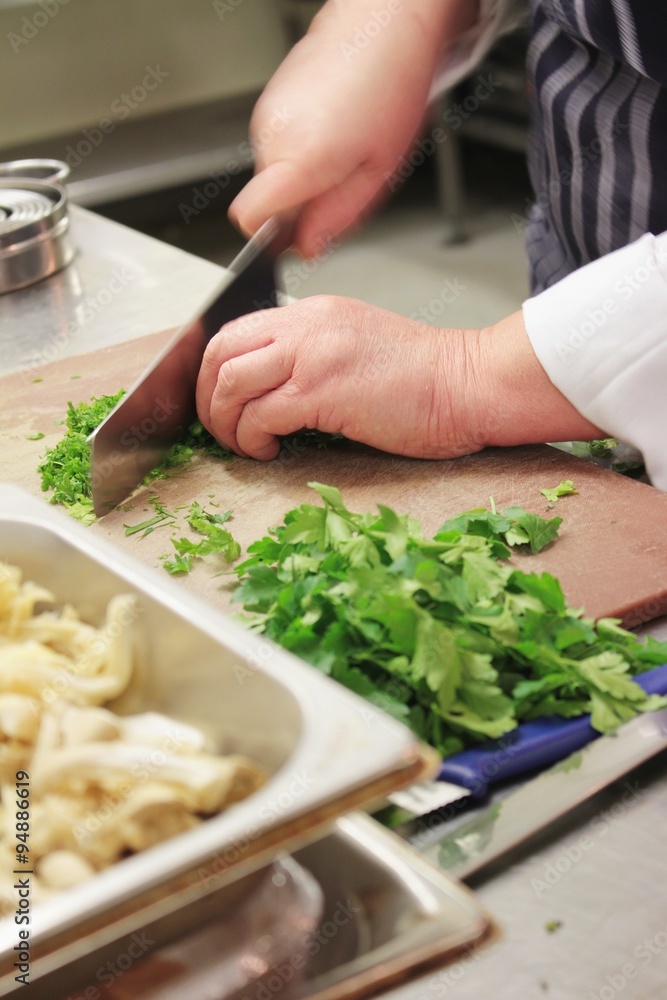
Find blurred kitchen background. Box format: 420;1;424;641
1;0;532;327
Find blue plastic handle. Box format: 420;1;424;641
438;662;667;798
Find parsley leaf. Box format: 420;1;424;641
38;392;232;521
539;480;579;504
503;507;563;553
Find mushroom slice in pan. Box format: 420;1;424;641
32;742;267;814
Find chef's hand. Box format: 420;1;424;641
196;296;604;460
229;0;480;257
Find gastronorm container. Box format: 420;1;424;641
47;813;493;1000
0;485;438;995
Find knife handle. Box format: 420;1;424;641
438;662;667;797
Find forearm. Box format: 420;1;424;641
309;0;481;60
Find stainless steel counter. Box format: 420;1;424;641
2;207;667;1000
0;205;223;377
390;753;667;1000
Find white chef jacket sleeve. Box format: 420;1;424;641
429;0;527;99
522;232;667;491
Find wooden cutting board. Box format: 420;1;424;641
2;331;667;628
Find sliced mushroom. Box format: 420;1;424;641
0;693;41;743
0;567;266;898
119;712;210;754
112;784;201;854
29;794;87;857
32;742;267;813
2;575;54;636
59;705;123;745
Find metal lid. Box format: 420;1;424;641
0;157;70;185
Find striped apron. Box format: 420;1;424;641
526;1;667;293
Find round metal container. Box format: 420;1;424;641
0;177;74;294
0;158;70;185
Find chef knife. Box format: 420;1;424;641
387;663;667;821
89;217;282;517
419;697;667;880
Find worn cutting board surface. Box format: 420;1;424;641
2;330;667;628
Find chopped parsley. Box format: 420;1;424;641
588;438;618;459
38;391;126;522
233;483;667;758
38;393;234;521
123;501;177;537
539;480;579;504
160;503;240;575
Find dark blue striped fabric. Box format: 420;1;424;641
526;1;667;293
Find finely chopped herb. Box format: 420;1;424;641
38;392;126;523
123;501;178;538
38;392;233;522
233;483;667;758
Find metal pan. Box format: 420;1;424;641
44;814;492;1000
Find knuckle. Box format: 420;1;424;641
304;293;339;319
288;294;347;345
223;314;258;343
216;359;241;396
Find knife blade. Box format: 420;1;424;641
386;662;667;823
89;217;282;516
419;702;667;880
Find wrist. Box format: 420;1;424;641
477;311;606;447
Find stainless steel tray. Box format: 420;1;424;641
47;814;492;1000
0;486;438;992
